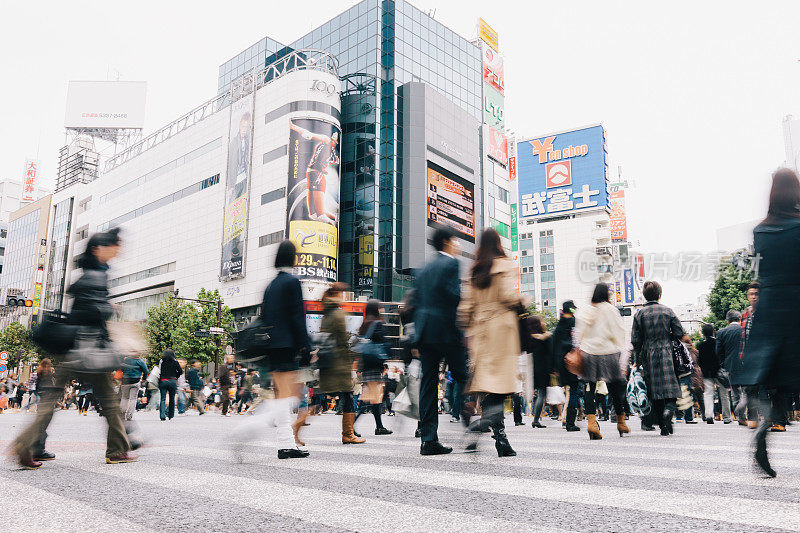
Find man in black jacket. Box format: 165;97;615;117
554;301;581;431
413;227;468;456
716;310;746;424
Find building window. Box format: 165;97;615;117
259;230;284;247
262;145;288;165
109;262;176;289
261;187;286;205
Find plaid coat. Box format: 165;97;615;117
631;302;685;400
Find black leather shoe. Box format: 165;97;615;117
278;448;310;459
706;418;714;424
420;441;452;456
641;423;656;431
514;422;525;426
531;422;546;428
375;427;393;435
564;425;581;432
33;451;55;461
685;420;698;424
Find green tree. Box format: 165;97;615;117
0;321;39;369
526;301;559;331
705;260;754;330
144;289;234;367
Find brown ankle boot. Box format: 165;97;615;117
342;413;366;444
616;417;630;437
587;414;602;440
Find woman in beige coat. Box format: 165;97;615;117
460;228;522;457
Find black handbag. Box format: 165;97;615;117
31;312;78;355
716;368;731;388
234;317;272;363
61;328;124;374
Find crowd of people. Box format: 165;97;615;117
7;168;800;479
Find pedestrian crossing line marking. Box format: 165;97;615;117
0;477;156;532
235;439;800;490
298;434;800;469
50;452;564;533
141;444;800;531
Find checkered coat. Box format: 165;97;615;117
630;302;685;400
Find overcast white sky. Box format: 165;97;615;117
2;1;798;306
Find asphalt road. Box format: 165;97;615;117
2;407;798;532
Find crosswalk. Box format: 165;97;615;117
2;411;799;532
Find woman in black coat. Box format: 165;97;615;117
742;168;800;477
529;316;554;428
356;299;392;436
553;301;581;431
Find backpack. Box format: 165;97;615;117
626;367;651;416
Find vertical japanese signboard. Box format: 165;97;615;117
517;125;608;219
609;188;627;241
22;159;39;202
220;92;254;280
286;118;341;286
624;268;635;304
482;43;504;96
510;203;518;252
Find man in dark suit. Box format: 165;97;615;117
716;309;748;424
413;226;468;455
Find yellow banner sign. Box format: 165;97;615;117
478;17;499;52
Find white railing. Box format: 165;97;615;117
104;49;338;172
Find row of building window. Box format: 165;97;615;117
98;174;220;231
265;101;341;125
109;262;176;289
99;138;222;205
259;231;284;248
261;187;285;205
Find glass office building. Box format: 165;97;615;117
219;0;482;301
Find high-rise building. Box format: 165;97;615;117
219;0;484;300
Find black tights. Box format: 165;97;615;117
584;381;626;416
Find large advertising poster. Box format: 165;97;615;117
517;125;608;219
426;161;475;243
609;188;627;241
485;125;508;166
286;118;341;284
220;93;254;280
354;137;376;290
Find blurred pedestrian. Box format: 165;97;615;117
232;240;312;459
631;281;694;436
356;299;393;435
460;228;522;457
158;349;183;421
318;282;365;445
527;315;553;429
120;354;148;421
414;227;468;456
742;168;800;477
575;283;629;440
717;310;747;425
218;353;236;417
11;228;135;468
186;360;206;415
735;284;761;428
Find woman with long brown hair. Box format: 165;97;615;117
318;282;366;444
528;315;554;428
460;228;522;457
741;168;800;477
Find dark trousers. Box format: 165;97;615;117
419;343;467;442
532;387;546;424
159;379;177;420
512;394;523;424
13;369;129;458
584;380;626;416
565;379;583;427
221;386;231;415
